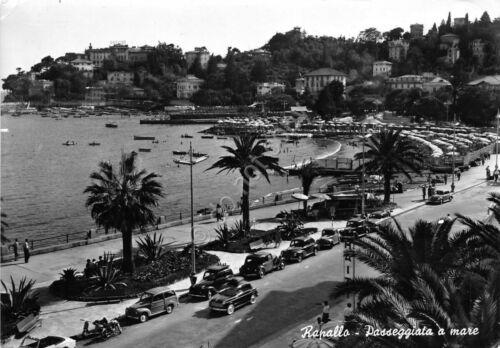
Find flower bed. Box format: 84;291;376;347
49;250;220;301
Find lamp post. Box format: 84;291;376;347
496;109;500;168
175;142;208;280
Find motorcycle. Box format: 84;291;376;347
81;317;122;340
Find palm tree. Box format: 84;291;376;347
297;160;319;214
84;151;163;274
207;135;284;233
355;129;421;203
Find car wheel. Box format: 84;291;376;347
313;248;318;256
249;294;256;304
258;268;265;278
297;255;303;263
278;261;285;270
227;304;235;315
166;304;174;314
139;313;148;323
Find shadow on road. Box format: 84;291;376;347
215;280;341;348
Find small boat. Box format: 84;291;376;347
201;135;214;139
192;152;208;158
62;140;77;146
181;134;193;138
105;123;118;128
173;150;187;155
152;140;159;144
217;136;228;140
134;135;156;141
173;155;209;165
88;141;101;146
138;148;151;152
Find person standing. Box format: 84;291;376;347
486;166;491;180
444;174;448;185
421;185;426;201
23;239;30;263
494;167;499;183
11;239;19;261
215;204;223;222
322;301;330;323
457;171;461;181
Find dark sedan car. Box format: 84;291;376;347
209;283;258;315
316;228;341;249
188;265;235;300
281;237;318;263
369;210;391;219
427;190;453;205
239;252;285;279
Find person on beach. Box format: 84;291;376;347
23;239;30;263
11;239;19;261
322;301;330;323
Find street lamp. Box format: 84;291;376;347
496;109;500;168
175;142;208;280
360;126;372;217
451;122;459;192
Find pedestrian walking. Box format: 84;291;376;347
457;171;461;181
421;185;426;200
444;174;448;185
427;185;432;198
23;239;30;263
322;301;330;323
451;182;455;193
486;166;491;180
494;168;499;183
481;157;485;166
11;238;19;261
215;204;223;222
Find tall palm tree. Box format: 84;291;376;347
297;160;319;214
356;129;422;203
84;151;163;274
207;135;284;233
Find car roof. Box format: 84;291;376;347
348;217;364;222
206;265;229;271
252;251;270;256
322;228;336;231
292;236;307;241
145;286;174;295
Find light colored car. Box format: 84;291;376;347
317;228;341;249
19;335;76;348
125;286;179;323
428;190;453;205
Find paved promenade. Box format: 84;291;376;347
0;156;497;347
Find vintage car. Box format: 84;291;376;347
339;217;375;242
188;265;235;300
428;190;453;205
19;336;76;348
239;251;285;279
209;282;258;315
125;286;178;323
368;210;391;219
281;237;318;263
316;228;341;249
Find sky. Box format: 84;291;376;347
0;0;498;79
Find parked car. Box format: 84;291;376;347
281;237;318;263
188;265;235;300
428;190;453;205
316;228;341;249
300;227;318;235
339;217;375;242
19;336;76;348
368;210;391;219
239;251;285;279
209;282;258;315
125;286;179;323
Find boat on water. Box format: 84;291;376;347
105;123;118;128
173;155;209;165
62;140;77;146
173;150;187;155
181;134;193;138
217;136;228;140
88;141;101;146
193;152;208;158
138;148;151;152
172;150;207;157
201;135;214;139
152;140;159;144
134;135;156;140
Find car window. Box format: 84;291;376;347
139;292;153;302
164;291;175;298
152;294;163;302
220;288;238;297
203;270;217;280
241;284;252;292
245;256;257;264
290;240;303;247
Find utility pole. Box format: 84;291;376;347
189;142;195;276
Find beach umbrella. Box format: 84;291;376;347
311;193;331;200
290;338;335;348
292;193;309;201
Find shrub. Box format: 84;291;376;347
214;223;231;246
59;268;82;282
278;211;304;240
85;258;127;293
1;276;40;320
136;232;171;263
